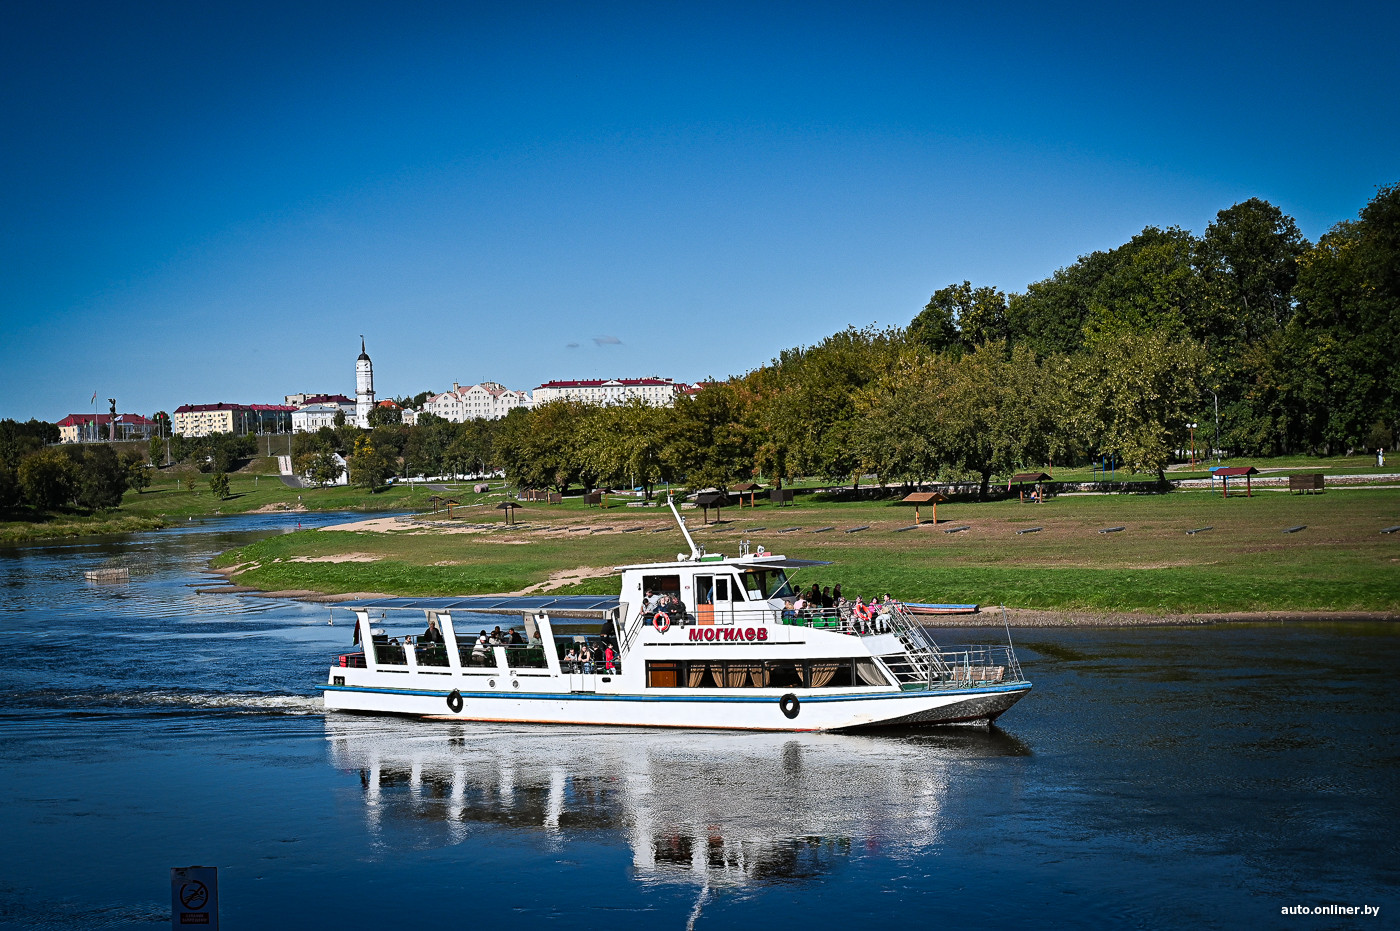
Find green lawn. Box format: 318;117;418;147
213;487;1400;614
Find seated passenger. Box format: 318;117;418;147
508;629;524;645
422;619;444;643
472;631;489;662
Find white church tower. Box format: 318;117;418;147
355;336;375;428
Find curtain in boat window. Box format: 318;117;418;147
854;658;889;686
724;663;749;687
687;662;708;688
808;662;841;687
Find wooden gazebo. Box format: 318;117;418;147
732;482;763;508
901;491;947;525
1213;466;1259;498
695;492;730;524
496;501;522;524
1008;472;1053;503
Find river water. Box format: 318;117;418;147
0;513;1396;930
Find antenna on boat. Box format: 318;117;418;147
667;495;701;560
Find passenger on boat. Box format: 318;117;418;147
821;586;833;608
781;600;796;620
833;583;843;604
421;619;444;643
580;644;594;674
604;644;616;674
563;646;579;671
489;626;504;644
472;631;489;662
641;589;659;613
508;629;524;645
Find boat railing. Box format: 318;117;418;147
922;644;1025;689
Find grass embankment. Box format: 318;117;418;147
0;462;503;543
213;487;1400;615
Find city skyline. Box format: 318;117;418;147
3;1;1398;421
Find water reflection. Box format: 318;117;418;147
326;716;1030;887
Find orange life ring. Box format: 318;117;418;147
654;611;671;633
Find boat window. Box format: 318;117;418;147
714;577;730;602
646;660;861;689
855;658;891;687
742;569;794;600
642;574;681;598
696;575;714;604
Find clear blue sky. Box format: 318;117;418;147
3;1;1396;421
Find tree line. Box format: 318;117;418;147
4;183;1395;510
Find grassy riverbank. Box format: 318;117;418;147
0;465;493;543
212;487;1400;615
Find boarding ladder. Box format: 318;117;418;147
871;604;947;686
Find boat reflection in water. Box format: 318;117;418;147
325;716;1030;887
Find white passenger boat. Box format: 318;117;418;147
323;502;1031;730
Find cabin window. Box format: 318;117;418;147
371;636;406;666
646;661;681;688
657;660;864;689
855;658;891;686
742;568;794;600
714;577;730;602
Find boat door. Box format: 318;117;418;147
696;574;736;625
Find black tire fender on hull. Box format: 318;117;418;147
779;693;800;719
446;689;464;713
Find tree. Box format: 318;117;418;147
579;398;679;499
665;383;754;491
307;451;344;486
495;400;591;493
910;281;1011;351
1069;322;1210;479
347;436;391;490
367;404;401;428
1198;198;1308;344
17;449;75;509
333;409;346;428
209;472;231;499
1286;183;1400;453
126;458;152;494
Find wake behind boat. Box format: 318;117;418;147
322;501;1031;730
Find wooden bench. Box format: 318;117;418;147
1288;474;1324;494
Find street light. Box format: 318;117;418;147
1187;422;1198;468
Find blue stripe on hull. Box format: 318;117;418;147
323;683;1031;703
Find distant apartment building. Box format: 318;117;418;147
173;403;296;437
423;382;534;422
291;404;343;433
286;392;355;410
288;394;356;433
531;377;684;407
56;413;155;443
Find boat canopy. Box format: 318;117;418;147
335;595;622;619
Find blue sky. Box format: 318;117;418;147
3;1;1397;421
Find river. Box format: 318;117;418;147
0;513;1395;929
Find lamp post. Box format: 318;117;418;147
1187;422;1198;468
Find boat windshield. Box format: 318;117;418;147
740;568;795;601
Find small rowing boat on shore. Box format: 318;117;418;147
905;603;980;616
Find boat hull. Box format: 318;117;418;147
323;681;1030;731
